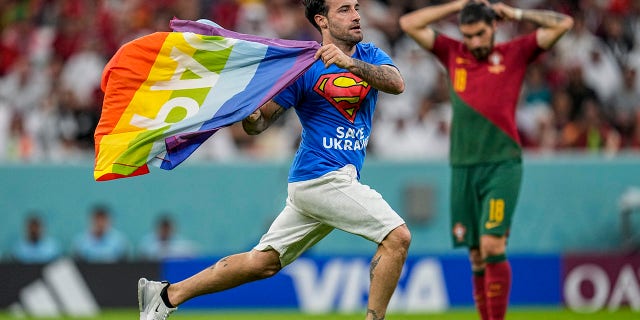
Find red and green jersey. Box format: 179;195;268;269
432;32;543;166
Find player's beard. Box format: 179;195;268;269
470;34;494;60
471;46;492;60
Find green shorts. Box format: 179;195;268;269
450;160;522;248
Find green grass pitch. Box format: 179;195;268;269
1;308;637;320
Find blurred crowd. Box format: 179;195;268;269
1;0;640;164
5;205;199;263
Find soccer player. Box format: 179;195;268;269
399;1;573;319
137;0;411;319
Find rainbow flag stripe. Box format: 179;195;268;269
94;19;319;181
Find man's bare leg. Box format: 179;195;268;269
166;249;281;306
366;225;411;320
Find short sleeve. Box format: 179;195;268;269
273;72;306;110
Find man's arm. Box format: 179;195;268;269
491;3;574;49
349;61;404;95
399;0;469;51
315;44;405;95
242;100;287;135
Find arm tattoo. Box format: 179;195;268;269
349;60;403;94
370;255;381;281
366;309;385;320
522;9;567;27
270;107;286;124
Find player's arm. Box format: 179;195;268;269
399;0;469;51
491;3;574;50
242;100;286;135
315;44;404;95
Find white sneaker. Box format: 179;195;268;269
138;278;177;320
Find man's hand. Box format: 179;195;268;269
490;2;521;21
242;108;265;135
488;2;574;49
242;101;285;135
315;44;355;69
245;109;262;123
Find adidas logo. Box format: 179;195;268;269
9;258;100;317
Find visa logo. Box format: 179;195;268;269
283;257;449;313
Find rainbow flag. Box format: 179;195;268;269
94;19;319;181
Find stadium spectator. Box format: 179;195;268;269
548;88;574;146
376;37;441;122
373;82;451;160
517;63;556;151
558;97;621;154
10;213;62;264
564;65;600;122
608;64;640;146
71;204;129;263
0;0;639;162
138;215;199;261
627;1;640;53
625;112;640;150
400;2;573;320
596;10;634;68
0;56;51;116
234;2;279;38
582;46;623;105
206;0;241;31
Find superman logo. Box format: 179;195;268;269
313;73;371;123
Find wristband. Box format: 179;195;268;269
514;9;523;21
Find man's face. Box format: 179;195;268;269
92;214;110;237
459;21;495;60
322;0;362;45
27;220;42;242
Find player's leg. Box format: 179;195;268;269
450;166;486;319
469;247;488;320
480;235;510;320
479;160;522;320
292;164;409;319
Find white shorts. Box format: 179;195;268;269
254;164;406;267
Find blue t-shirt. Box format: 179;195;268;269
72;229;129;263
12;237;62;264
274;43;395;182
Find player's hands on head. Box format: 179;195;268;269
455;0;472;10
489;2;519;21
473;0;491;5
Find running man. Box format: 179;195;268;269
138;1;410;319
400;1;572;319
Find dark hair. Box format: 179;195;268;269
26;214;42;226
157;214;174;227
303;0;328;32
459;2;496;25
91;204;111;218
